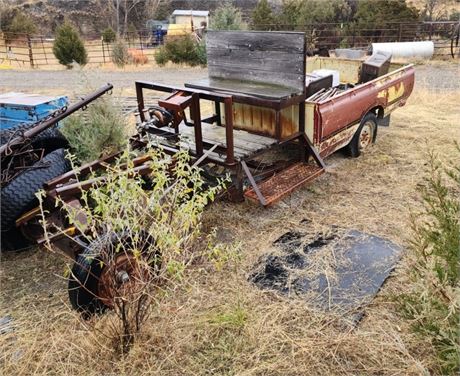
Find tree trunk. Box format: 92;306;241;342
124;0;129;36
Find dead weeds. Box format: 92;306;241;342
1;73;459;375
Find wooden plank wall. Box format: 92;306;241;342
206;31;306;92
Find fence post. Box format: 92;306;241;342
102;39;106;63
352;25;356;47
27;34;34;68
398;23;403;42
41;36;48;64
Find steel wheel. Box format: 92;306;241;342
358;121;374;150
98;253;151;309
68;231;161;317
345;113;378;158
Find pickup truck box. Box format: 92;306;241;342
306;57;414;157
229;56;415;158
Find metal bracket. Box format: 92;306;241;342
241;160;267;206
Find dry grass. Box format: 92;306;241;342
1;71;459;375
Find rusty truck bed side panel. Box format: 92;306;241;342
314;65;415;154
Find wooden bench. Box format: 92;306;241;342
185;30;306;101
185;31;307;141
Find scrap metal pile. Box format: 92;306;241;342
0;85;113;250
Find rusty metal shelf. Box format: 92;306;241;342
244;162;324;206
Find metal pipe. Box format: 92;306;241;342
0;83;114;156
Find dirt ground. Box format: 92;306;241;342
0;60;459;375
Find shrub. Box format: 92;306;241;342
398;147;460;375
38;147;229;353
61;96;127;163
102;27;116;43
155;35;206;67
0;8;36;42
251;0;275;31
7;11;36;35
211;3;246;30
111;39;129;67
53;22;88;67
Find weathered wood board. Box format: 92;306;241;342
185;77;299;100
205;30;306;94
179;122;276;159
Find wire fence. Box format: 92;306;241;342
0;21;458;68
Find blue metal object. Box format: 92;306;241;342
0;93;68;130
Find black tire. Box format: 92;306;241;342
345;113;378;158
0;227;33;252
68;231;160;317
0;123;68;152
1;148;71;231
32;128;69;153
68;247;106;317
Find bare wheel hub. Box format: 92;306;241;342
359;122;373;150
98;253;150;308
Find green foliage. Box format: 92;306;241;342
208;304;248;330
450;11;460;21
211;3;246;31
251;0;275;31
279;0;351;28
102;27;116;43
152;0;172;20
38;147;228;353
111;39;129;67
127;23;137;35
0;8;36;41
7;11;36;35
53;22;88;67
155;35;206;67
61;97;127;163
354;0;419;30
398;147;460;375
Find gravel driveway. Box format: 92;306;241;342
0;67;208;92
0;63;458;93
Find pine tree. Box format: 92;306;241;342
211;3;245;31
53;22;88;68
251;0;275;31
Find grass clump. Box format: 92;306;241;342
111;39;129;67
155;35;206;67
61;96;127;163
398;146;460;375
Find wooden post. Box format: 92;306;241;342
352;25;356;47
224;97;235;165
214;101;222;126
191;93;203;157
102;39;106;63
398;23;403;42
136;83;145;121
41;36;48;64
27;35;34;68
275;110;281;140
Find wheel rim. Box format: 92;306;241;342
98;253;151;308
359;122;373;150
